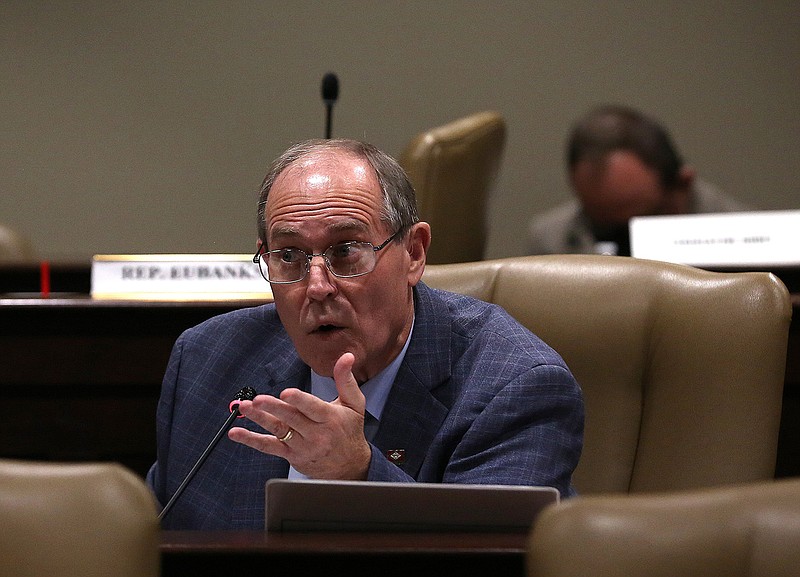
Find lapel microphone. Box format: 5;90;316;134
158;386;257;522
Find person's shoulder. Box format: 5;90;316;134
416;282;499;336
414;284;576;390
692;178;751;212
180;302;281;342
420;283;551;351
529;198;581;229
427;285;492;321
527;199;584;254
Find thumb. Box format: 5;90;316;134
333;352;365;413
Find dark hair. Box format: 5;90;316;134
256;139;419;244
566;105;683;189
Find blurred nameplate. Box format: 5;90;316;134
91;254;272;301
630;210;800;268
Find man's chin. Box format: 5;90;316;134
298;346;345;378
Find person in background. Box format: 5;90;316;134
527;105;749;256
146;138;584;529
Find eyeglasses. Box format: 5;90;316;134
253;229;403;284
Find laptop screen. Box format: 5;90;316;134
265;479;559;532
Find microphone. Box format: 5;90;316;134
321;72;339;139
158;386;257;522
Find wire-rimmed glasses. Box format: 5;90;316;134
252;229;403;284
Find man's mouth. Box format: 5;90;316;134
313;324;343;334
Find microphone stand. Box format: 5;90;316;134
325;104;333;139
158;405;243;521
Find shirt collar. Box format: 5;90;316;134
310;317;414;421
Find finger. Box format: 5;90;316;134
254;389;327;427
333;352;365;413
235;397;287;434
227;426;292;457
237;395;315;446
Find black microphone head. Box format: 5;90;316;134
229;387;257;414
234;387;257;402
321;72;339;104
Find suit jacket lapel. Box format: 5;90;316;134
373;283;453;478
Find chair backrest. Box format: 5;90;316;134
528;477;800;577
399;110;506;264
0;224;36;262
0;459;160;577
421;255;791;494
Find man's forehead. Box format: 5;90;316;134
270;153;375;197
283;149;369;177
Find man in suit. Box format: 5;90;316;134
527;105;748;256
146;139;583;529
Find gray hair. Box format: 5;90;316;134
256;139;419;244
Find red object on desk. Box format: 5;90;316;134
39;261;50;298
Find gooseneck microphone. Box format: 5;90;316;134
158;386;257;522
321;72;339;139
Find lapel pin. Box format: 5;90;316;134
386;449;405;464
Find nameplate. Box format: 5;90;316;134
630;210;800;267
91;254;273;301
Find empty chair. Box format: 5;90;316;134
0;459;160;577
528;477;800;577
399;111;506;264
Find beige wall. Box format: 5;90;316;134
2;1;798;261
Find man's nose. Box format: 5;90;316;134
305;255;336;298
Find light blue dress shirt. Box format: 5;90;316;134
288;321;414;479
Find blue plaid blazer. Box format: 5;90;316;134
146;282;584;529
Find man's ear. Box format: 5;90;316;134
665;165;696;214
677;165;696;191
406;222;431;286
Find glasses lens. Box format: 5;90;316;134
326;242;375;277
264;249;306;283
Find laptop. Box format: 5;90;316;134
265;479;559;532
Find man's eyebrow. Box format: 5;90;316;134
269;226;300;240
328;220;370;235
269;220;371;241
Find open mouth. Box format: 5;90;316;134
314;324;343;333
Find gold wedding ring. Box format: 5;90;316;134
278;428;294;443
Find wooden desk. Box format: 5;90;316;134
160;530;528;577
0;296;260;477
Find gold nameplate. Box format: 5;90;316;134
91;254;273;301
